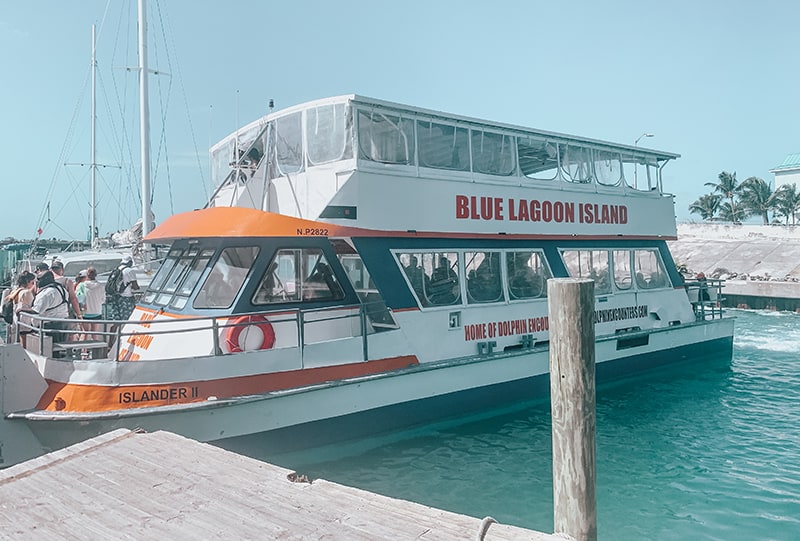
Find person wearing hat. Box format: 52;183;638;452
32;270;70;343
35;262;49;276
74;270;88;314
106;256;139;322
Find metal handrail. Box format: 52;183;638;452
17;299;397;363
684;278;726;321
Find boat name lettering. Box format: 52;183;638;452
595;305;648;323
118;386;200;404
455;195;627;225
296;228;329;236
465;317;549;341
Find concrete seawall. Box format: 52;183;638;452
669;223;800;311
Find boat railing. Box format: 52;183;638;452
16;299;398;363
684;278;725;320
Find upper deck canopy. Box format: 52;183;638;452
210;94;678;195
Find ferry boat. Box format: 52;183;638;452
0;95;733;467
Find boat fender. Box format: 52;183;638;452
225;315;275;352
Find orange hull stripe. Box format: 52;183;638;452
36;355;419;413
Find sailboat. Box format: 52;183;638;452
27;1;175;285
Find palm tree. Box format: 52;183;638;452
688;194;721;221
705;171;741;222
738;176;775;224
717;201;746;223
773;183;800;225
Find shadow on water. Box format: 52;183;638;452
217;311;800;539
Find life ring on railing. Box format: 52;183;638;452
225;315;275;353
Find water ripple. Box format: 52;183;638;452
251;310;800;540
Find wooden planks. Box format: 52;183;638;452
0;430;561;540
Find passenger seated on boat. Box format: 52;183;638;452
468;262;502;302
262;262;284;301
245;147;262;168
303;262;343;301
648;271;668;288
635;272;648;289
195;267;238;308
403;256;430;304
589;269;611;295
428;257;459;305
509;266;544;299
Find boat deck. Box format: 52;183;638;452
0;429;559;540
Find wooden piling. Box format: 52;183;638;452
547;278;597;541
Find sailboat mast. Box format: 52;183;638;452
90;24;97;247
138;0;152;238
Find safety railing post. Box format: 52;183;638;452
297;310;305;369
360;304;368;361
211;318;221;356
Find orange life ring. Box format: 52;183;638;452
225;315;275;353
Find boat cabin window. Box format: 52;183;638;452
398;252;460;307
357;110;415;165
252;249;344;304
560;249;612;295
339;253;397;329
623;155;661;191
465;251;503;304
417;120;470;171
507;251;552;300
339;255;375;292
193;247;259;309
471;130;515;176
594;150;623;186
306;103;353;165
633;249;669;289
562;145;593;184
518;138;560;181
275;112;304;176
612;250;633;290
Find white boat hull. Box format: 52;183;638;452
1;318;733;465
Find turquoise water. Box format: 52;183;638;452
261;310;800;540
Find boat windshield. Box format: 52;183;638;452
251;249;345;304
143;244;259;310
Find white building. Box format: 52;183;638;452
770;153;800;190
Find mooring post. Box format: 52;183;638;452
547;278;597;541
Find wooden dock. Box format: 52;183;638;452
0;429;562;540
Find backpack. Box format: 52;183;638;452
1;290;13;324
106;267;125;296
40;283;69;315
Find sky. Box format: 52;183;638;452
1;0;799;240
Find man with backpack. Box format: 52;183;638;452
50;259;83;324
106;256;140;321
32;270;70;343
